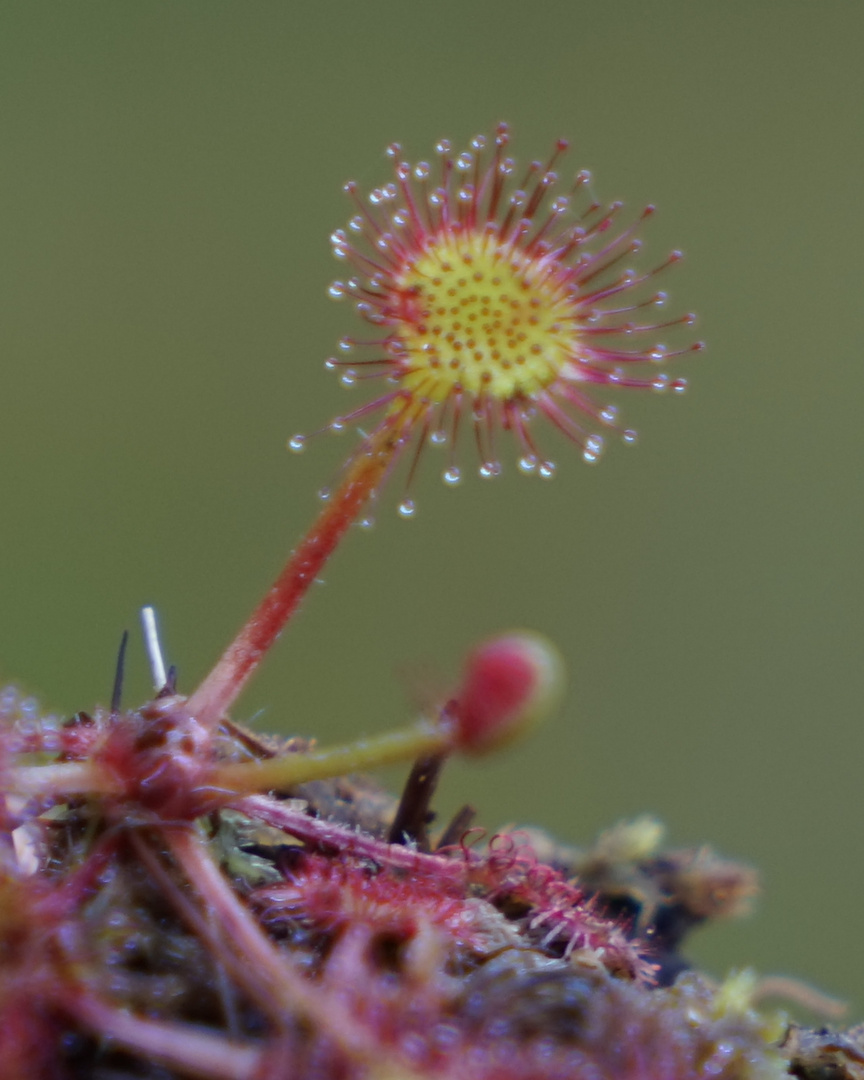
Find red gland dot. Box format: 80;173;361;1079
453;632;564;755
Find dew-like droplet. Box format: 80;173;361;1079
538;461;556;479
398;498;417;518
358;516;375;530
318;487;331;502
443;466;462;485
599;405;618;425
652;374;669;392
622;428;638;444
288;434;306;453
329;418;345;433
456;152;473;171
430;430;447;446
328;282;345;299
671;378;688;393
337;337;354;352
518;455;538;474
583;434;604;461
340;371;356;387
0;688;20;718
414;162;430;180
479;461;501;479
16;716;36;738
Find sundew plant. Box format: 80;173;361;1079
0;126;856;1080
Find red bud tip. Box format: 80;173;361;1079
453;633;564;755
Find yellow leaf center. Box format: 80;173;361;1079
392;231;580;404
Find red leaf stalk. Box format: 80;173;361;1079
187;435;394;729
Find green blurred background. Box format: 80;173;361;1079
2;0;863;1015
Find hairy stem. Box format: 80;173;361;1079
231;794;467;883
165;826;379;1061
6;760;123;799
68;991;262;1080
129;831;286;1026
187;440;393;730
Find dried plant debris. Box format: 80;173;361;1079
0;685;847;1080
784;1024;864;1080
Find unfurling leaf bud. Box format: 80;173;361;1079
452;632;564;754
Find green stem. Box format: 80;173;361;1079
6;760;122;798
209;719;450;795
